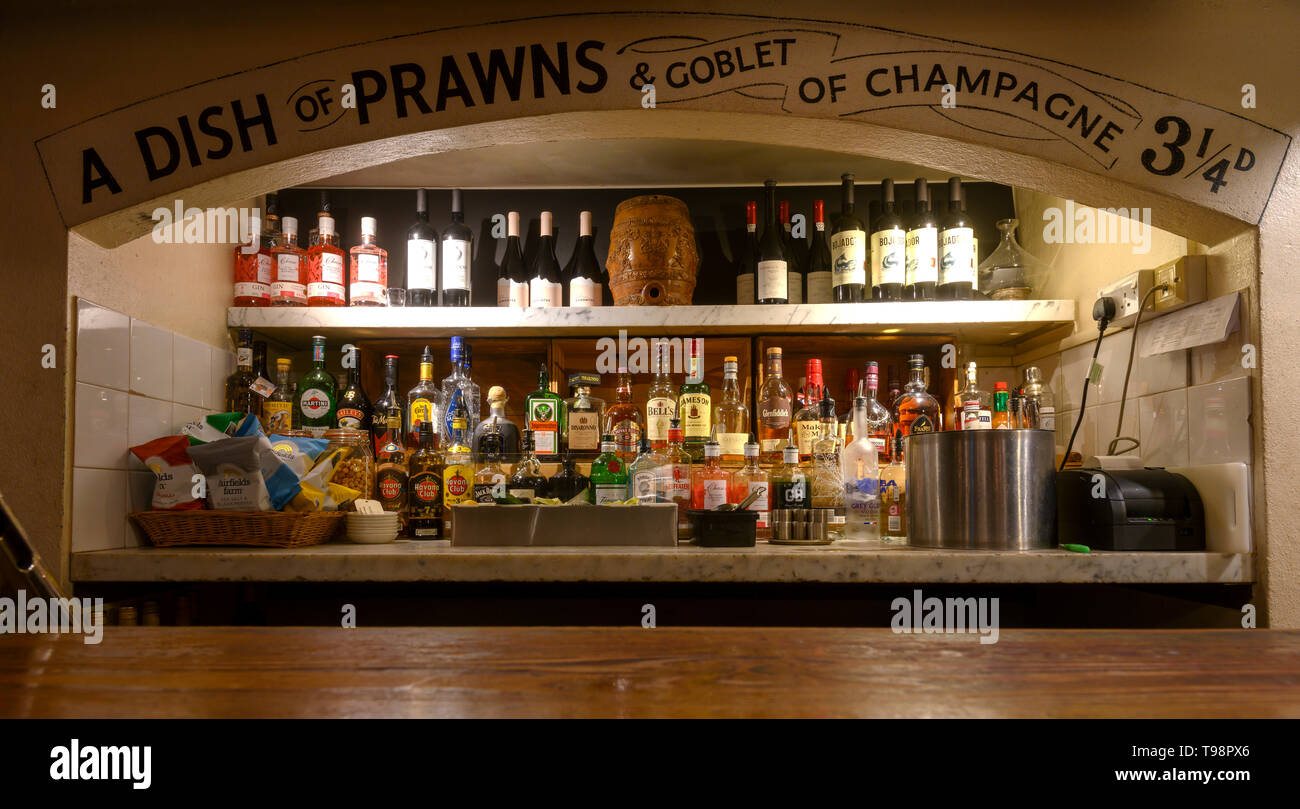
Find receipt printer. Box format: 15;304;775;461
1057;468;1205;551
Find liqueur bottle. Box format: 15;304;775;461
627;437;664;503
440;391;474;520
690;438;732;510
348;216;388;306
232;215;272;307
779;200;804;305
296;335;337;437
568;211;603;307
860;362;894;462
440;189;473;306
306;215;346;306
805;199;834;304
953;362;992;431
757;347;794;464
731;437;771;540
508;430;549;502
757;180;789;304
262;357;295;433
830;173;868;302
590;435;630;504
714;356;749;465
905;179;938;301
270;216;307;306
225;329;260;424
498;211;528;307
406;422;444;540
474;386;521;462
528;211;563;308
678;338;711;462
547;450;589;502
736;201;758;305
644;342;678;450
336;363;372;430
406;346;440;449
604;366;644;462
893;354;942;438
879;434;907;543
565;379;603;458
406;189;438;307
871;180;906;302
525;363;565;462
370;354;402;453
937;177;977;300
660;418;694;540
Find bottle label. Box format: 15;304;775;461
306;282;343;301
774;477;809;508
888;513;902;532
376;465;408;508
257;253;273;285
508;487;537;500
271;281;305;301
408;472;442;510
275;253;301;281
350;281;384;302
319;252;344;284
337;407;366;429
529;399;559;454
442;239;470;290
569;277;599;307
568;410;600;451
679;393;712;438
595;484;627;505
805;271;832;304
701;478;728;510
236;347;253;367
962;408;993;430
474;475;506;503
830;229;867;288
529;278;562;307
407;238;436;290
645;397;676;442
356;253;381;283
234;282;269;301
719;432;747;458
508;280;529;307
796;420;823;457
262;401;293;433
906;226;939;285
631;470;658;502
939;227;976;286
410;398;434;432
757;260;787;300
612;420;640;455
745;482;769;527
736;274;755;305
496;277;511;307
660;464;690;502
1040;406;1056;431
907;413;936;434
787;271;803;305
873;229;906;286
299;388;331;420
443;465;471;505
759;400;791;430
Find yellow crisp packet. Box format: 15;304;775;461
283;447;360;512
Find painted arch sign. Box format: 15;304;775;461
37;12;1290;227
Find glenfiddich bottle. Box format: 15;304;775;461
406;422;444;540
757;347;794;464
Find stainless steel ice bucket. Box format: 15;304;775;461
905;429;1055;549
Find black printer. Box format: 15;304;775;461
1056;468;1205;551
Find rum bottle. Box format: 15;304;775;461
407;422;444;540
441;391;474;520
406;346;440;449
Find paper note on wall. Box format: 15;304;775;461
1139;292;1240;357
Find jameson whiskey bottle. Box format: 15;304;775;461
406;422;444;540
296;335;336;437
644;341;678;450
678;338;711;462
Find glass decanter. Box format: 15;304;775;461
977;218;1049;300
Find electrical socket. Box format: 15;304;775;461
1097;269;1153;328
1153;255;1207;312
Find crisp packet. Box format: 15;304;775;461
286;447;360;512
182;412;246;445
232;414;304;510
187;436;272;511
267;434;329;478
129;435;204;510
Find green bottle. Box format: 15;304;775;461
525;362;566;462
590;434;629;504
297;335;337;437
678;338;712;462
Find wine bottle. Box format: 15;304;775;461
736;200;757;304
906;178;938;301
780;200;804;305
498;211;528;307
406;189;438;307
806;200;833;303
938;177;977;300
529;211;563;308
568;211;603;307
830;173;868;302
871;179;906;301
757;180;789;305
441;188;472;306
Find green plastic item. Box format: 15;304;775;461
1061;543;1091;553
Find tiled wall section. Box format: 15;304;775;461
1017;313;1253;467
73;298;234;551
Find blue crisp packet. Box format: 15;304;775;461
233;414;302;510
267;435;329;477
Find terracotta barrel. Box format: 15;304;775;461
605;195;699;306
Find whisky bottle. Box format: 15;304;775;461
407;422;444;540
678;338;711;462
893;353;941;437
644;342;678;450
472;430;507;503
757;347;794;464
714;356;749;465
604;366;643;463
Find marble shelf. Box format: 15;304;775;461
229;300;1075;348
71;541;1252;585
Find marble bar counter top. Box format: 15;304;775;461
70;541;1254;584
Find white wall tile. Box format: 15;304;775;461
1078;401;1140;460
1190;327;1250;387
208;346;234;411
130;319;173;400
1138;389;1189;468
1188;377;1252;466
127;394;174;467
173;334;212;408
126;472;155;547
1057;340;1100;412
75;299;130;391
71;468;129;552
171;403;208;434
74;383;129;469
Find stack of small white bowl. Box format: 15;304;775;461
345;510;401;544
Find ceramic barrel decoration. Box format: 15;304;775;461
606;195;700;306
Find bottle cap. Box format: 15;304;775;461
767;347;782;357
744;440;759;458
282;216;298;237
995;381;1009;391
783;444;799;463
579;210;593;236
319;216;335;236
507;211;521;237
360;216;377;236
568;371;601;390
704;442;720;457
540;210;553;234
488;385;507;403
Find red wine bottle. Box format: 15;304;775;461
938;177;977;300
406;189;438;307
440;189;472;306
758;180;789;305
872;179;906;302
906;178;938;301
830;173;867;302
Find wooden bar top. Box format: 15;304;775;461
2;627;1297;718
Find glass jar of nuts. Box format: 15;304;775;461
323;428;374;503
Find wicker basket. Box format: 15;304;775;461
129;510;344;548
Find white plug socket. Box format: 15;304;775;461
1097;269;1154;328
